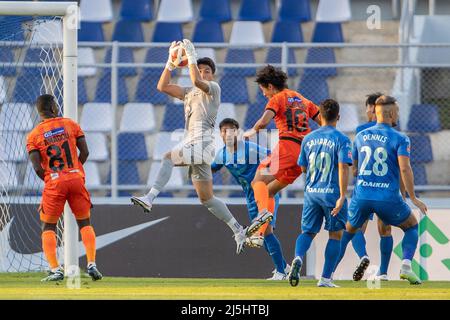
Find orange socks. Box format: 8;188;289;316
42;230;59;269
253;181;270;213
80;226;96;264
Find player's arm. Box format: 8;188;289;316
400;177;406;200
156;41;185;100
398;156;428;214
244;110;275;139
181;39;211;94
29;151;45;181
306;99;321;125
352;159;358;177
76;136;89;165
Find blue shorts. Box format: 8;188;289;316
348;198;411;229
301;198;347;234
248;195;279;228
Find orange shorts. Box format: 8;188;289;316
40;177;92;224
258;138;303;185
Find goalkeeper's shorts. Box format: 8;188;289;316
39;177;92;224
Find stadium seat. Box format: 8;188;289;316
265;48;297;76
143;47;170;76
23;163;44;190
120;0;154;22
308;118;320;131
112;20;144;42
407;104;441;133
117;161;141;185
336;103;359;133
430;130;450;161
147;162;184;188
409;134;433;164
78;47;97;77
158;192;174;198
0;77;6;103
78;22;104;42
0;48;16;76
312;22;344;43
31;19;62;45
220;76;249;104
215;103;237;129
135;73;170;104
84;133;109;161
298;74;329;105
94;72;129;104
12;73;42;103
23;48;47;76
271;20;303;43
229;21;265;45
0;132;26;161
244;103;276;130
84;161;102;189
192;20;224;43
157;0;193;23
152;22;183;42
316;0;352;22
78;77;89;105
238;0;272;22
80;102;112;132
161;103;185;131
278;0;312;22
152;131;185;160
118;132;149;161
104;47;136;77
80;0;113;22
224;49;256;77
412;163;428;186
0;162;18;188
0;16;28;42
229;190;245;198
0;103;34;131
304;48;337;77
120;103;156;133
199;0;232;22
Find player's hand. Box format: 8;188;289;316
181;39;197;65
165;41;178;71
412;197;428;215
331;197;346;216
243;128;257;139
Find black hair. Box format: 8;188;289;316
197;57;216;74
219;118;240;130
320;99;340;122
255;65;288;91
36;94;57;115
365;92;384;106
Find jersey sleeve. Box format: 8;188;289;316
338;137;353;165
265;95;280;115
304;97;320;120
298;140;308;167
73;121;85;139
398;135;411;157
26;131;39;153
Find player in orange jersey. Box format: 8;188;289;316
243;65;321;236
26;94;102;282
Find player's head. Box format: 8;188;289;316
219;118;239;147
36;94;59;119
197;57;216;81
365;92;383;122
255;65;288;99
374;95;399;127
319;99;340;126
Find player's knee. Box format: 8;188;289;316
76;218;91;229
41;222;57;232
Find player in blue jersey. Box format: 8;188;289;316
334;95;427;285
288;99;352;288
211;118;289;280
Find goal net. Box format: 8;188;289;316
0;6;76;272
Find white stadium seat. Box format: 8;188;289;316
152;131;185;160
215;103;237;129
85;133;109;161
157;0;193;23
0;132;27;161
83;161;102;189
430;130;450;161
336;103;360;133
0;76;7;104
80;103;112;132
23;163;44;190
0;103;34;131
147;161;184;188
229;21;265;45
120;103;156;133
80;0;113;22
0;162;18;189
78;48;97;77
31;19;63;45
316;0;352;22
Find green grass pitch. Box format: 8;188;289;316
0;273;449;300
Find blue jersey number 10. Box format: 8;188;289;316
308;151;332;182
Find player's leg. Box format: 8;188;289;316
77;218;102;281
264;224;288;280
249;169;277;235
377;216;393;280
257;180;286;236
350;218;369;259
40;221;64;282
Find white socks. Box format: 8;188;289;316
203;197;242;234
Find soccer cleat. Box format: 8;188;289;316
288;256;302;287
317;277;340;288
131;195;152;213
271;263;291;276
353;256;370;281
41;267;64;282
246;210;273;236
87;264;103;281
400;265;422;285
234;227;247;255
375;274;389;281
267;271;287;281
245;234;264;248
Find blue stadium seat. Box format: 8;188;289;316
78;77;88;104
0;48;16;76
304;48;337;77
13;74;42;103
312;22;344;43
158;192;174;198
308;118;320;131
409;135;433;163
244;103;276;130
224;49;256;77
117;161;141;185
135;73;170;104
278;0;311;22
407;104;441;133
152;22;183;42
78;22;104;42
143;47;168;75
161;103;185;131
265;48;297;76
199;0;232;22
120;0;154;21
118;133;149;161
412;163;428;185
104;47;137;76
112;20;144;42
229;190;245;198
23;48;45;75
238;0;272;22
95;73;129;104
220;76;249;104
297;74;329;105
0;16;28;42
192;20;224;43
271;20;303;43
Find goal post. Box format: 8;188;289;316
0;1;79;272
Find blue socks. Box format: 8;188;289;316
351;230;368;259
402;225;418;261
334;231;356;271
264;233;287;273
379;236;393;275
294;233;314;260
323;239;340;279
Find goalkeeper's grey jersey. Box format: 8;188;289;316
183;81;221;145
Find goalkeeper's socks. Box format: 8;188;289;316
264;233;287;274
402;224;418;261
351;230;368;259
379;235;393;275
294;233;314;260
42;230;59;269
80;225;97;264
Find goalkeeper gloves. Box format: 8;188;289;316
165;41;178;71
181;39;197;66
